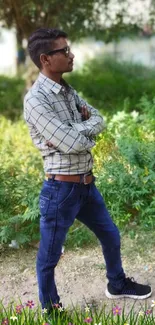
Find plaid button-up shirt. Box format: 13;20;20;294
24;73;104;175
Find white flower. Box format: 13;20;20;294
85;306;90;313
138;311;144;316
59;306;64;312
151;300;155;308
10;316;18;321
131;111;139;120
94;323;102;325
42;308;48;314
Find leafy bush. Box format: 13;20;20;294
67;57;155;114
94;103;155;230
0;117;43;244
0;75;25;120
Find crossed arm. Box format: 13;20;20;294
71;90;105;137
24;92;104;154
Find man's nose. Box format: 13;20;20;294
70;51;75;59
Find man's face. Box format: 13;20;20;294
43;37;74;74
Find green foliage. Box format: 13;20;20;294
1;0;155;46
0;117;43;244
94;107;155;230
0;75;25;120
67;58;155;114
0;0;107;41
66;220;98;249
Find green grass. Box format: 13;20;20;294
1;300;155;324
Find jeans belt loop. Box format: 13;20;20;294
80;174;83;184
84;174;89;185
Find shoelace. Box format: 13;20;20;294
125;277;137;284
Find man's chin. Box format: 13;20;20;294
62;65;74;73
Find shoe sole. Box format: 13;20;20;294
105;288;152;300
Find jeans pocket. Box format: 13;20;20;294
58;183;77;208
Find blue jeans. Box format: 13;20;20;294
36;178;125;308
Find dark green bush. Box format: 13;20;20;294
0;75;25;120
67;57;155;114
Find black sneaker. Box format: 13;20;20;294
105;277;152;300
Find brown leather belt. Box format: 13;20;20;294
45;172;93;185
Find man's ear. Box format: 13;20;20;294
40;53;49;66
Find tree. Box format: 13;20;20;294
0;0;105;44
0;0;154;46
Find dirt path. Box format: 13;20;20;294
0;236;155;312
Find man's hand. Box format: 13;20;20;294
81;105;91;121
46;140;54;148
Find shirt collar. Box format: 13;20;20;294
38;72;62;94
38;73;71;95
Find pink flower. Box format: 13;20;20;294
26;300;35;309
145;309;152;315
15;304;24;314
113;306;122;315
84;317;93;323
53;303;61;308
2;319;9;325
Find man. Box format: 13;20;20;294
24;28;152;311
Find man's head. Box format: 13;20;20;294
28;28;74;74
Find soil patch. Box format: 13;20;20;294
0;236;155;312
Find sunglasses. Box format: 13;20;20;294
46;46;70;57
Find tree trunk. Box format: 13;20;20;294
16;27;26;75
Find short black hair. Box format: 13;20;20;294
28;28;68;69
